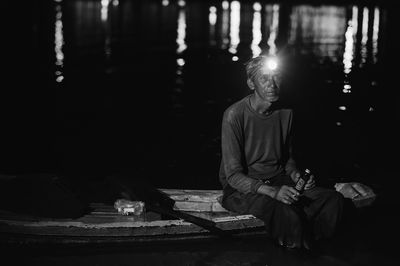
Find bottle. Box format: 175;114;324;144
294;168;312;193
114;199;146;221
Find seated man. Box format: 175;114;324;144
219;55;344;250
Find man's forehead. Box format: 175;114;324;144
256;69;282;78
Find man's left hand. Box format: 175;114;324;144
304;174;316;190
290;170;316;190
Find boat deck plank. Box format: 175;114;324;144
0;190;265;240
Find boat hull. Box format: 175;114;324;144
0;189;266;246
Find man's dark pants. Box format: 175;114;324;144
221;175;344;248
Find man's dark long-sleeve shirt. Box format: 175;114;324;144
219;95;296;194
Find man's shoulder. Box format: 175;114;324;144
274;102;294;115
223;95;250;122
274;105;294;125
277;108;293;115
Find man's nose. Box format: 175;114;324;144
267;78;276;87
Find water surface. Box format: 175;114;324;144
2;0;397;191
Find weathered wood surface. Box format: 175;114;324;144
0;210;263;237
334;183;377;208
0;189;264;240
160;188;227;212
0;185;375;246
160;189;223;202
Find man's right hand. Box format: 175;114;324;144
273;185;300;205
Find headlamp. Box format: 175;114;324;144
261;56;279;74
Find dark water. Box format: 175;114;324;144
2;0;398;191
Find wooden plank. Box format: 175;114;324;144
160;189;223;203
0;211;259;229
334;182;377;208
0;213;264;237
0;189;264;240
159;188;228;212
173;201;227;212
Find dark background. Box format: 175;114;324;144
1;0;398;192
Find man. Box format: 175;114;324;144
219;55;344;250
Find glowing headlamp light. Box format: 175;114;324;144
261;56;279;74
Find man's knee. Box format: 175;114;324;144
222;192;274;216
251;197;303;224
247;194;275;217
276;202;303;223
326;190;345;208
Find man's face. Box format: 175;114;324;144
251;71;282;102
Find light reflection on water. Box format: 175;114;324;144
289;5;347;61
266;4;279;56
51;0;388;186
176;4;187;54
209;6;217;46
372;7;380;64
56;0;385;81
228;1;240;55
250;3;262;57
221;1;230;49
343;6;357;75
360;7;369;66
54;1;64;83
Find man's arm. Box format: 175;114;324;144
257;183;299;205
283;110;302;183
284;134;301;181
221;111;263;194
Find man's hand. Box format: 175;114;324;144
289;170;302;183
304;174;316;190
273;185;300;205
290;170;316;190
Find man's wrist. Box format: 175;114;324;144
286;168;296;175
256;184;276;198
288;169;300;182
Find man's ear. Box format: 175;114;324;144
247;79;255;90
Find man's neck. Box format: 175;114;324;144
250;93;273;115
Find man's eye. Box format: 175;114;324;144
274;75;283;84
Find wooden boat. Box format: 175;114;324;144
0;185;376;247
0;189;266;246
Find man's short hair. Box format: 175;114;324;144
244;55;268;81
